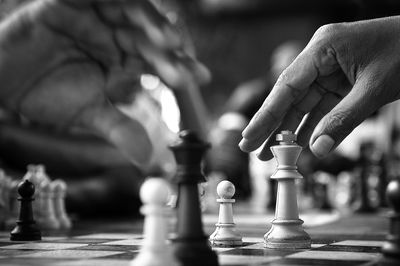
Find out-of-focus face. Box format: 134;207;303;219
270;42;303;82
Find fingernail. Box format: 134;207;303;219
238;138;246;149
242;127;249;138
311;134;335;158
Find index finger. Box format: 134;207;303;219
239;50;318;152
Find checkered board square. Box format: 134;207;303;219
0;233;385;266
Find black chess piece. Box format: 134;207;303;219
169;130;219;266
317;183;333;210
10;180;41;241
313;173;333;211
381;178;400;263
353;142;378;213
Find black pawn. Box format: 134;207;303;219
381;178;400;262
317;183;333;210
10;180;41;241
169;130;219;266
354;142;378;213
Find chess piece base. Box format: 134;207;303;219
130;246;178;266
173;237;219;266
353;199;377;213
210;223;243;247
382;220;400;259
10;222;41;241
264;219;311;249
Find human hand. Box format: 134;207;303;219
239;16;400;160
0;0;209;168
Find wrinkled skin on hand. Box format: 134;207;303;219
0;0;209;169
240;16;400;160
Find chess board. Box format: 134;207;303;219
0;231;387;266
0;209;395;266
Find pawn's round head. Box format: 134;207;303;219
36;164;45;173
217;180;235;199
40;180;51;192
18;180;35;198
140;178;170;205
27;164;36;173
386;179;400;212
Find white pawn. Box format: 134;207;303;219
209;180;242;246
5;180;20;229
0;170;6;212
52;180;72;229
0;175;10;228
130;178;179;266
34;165;51;223
39;180;60;230
23;165;39;183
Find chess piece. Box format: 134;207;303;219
169;130;219;266
313;172;333;210
10;180;41;241
0;170;7;226
130;178;179;266
1;176;12;228
353;142;379;213
5;180;20;230
39;180;60;230
381;178;400;261
318;183;332;210
23;165;42;222
264;130;311;249
52;180;72;229
209;180;242;246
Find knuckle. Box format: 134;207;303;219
310;23;349;75
314;23;344;40
324;109;354;140
312;23;348;53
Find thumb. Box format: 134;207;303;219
79;101;153;169
309;76;381;158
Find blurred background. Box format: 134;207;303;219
1;0;400;224
157;0;400;215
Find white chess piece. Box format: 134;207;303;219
35;165;51;223
0;172;10;226
35;165;51;185
0;170;6;210
39;180;60;230
264;131;311;249
23;165;38;183
5;180;20;229
52;180;72;229
209;180;242;246
130;178;179;266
